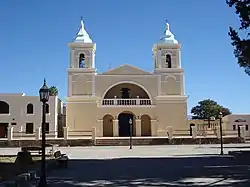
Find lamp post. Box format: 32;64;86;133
218;112;223;155
38;79;49;187
129;118;133;149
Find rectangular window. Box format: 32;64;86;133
26;123;34;134
45;123;49;134
233;125;236;130
246;125;248;131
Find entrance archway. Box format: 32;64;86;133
141;115;151;136
103;115;114;137
118;112;135;137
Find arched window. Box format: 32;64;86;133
166;54;172;68
45;104;49;114
26;103;34;114
79;53;85;68
0;101;9;114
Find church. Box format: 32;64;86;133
66;19;187;137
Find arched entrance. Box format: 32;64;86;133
118;112;135;137
103;115;114;137
141;115;151;136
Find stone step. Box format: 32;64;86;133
95;138;168;146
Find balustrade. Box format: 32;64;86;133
102;98;151;106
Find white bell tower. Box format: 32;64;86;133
152;21;182;73
67;18;96;97
152;21;186;96
68;17;96;71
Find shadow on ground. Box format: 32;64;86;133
47;156;250;186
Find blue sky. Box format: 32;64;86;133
0;0;249;114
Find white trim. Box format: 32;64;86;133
92;74;96;96
96;74;157;77
164;75;177;81
165;52;172;56
67;101;98;104
101;81;153;104
179;50;182;68
157;75;161;96
183;74;186;95
68;75;72;97
155;95;187;101
154;68;184;73
67;68;96;73
157;49;161;68
99;105;156;108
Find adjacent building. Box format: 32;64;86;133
66;19;187;137
223;114;250;137
0;93;63;138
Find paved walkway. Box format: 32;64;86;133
1;144;250;186
1;144;250;158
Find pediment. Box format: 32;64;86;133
101;64;152;75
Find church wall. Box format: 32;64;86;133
97;107;156;120
156;100;187;132
66;101;98;133
71;74;93;96
160;74;182;95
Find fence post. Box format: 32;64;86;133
239;126;246;139
191;126;197;139
92;127;96;145
35;127;41;140
7;127;13;141
167;126;173;140
63;127;68;140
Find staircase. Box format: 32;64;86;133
95;137;169;146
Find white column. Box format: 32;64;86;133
96;119;103;137
92;74;95;96
92;127;96;145
35;127;41;140
63;127;68;140
167;126;173;139
113;120;119;137
7;127;13;141
68;75;72;97
191;126;197;139
135;119;141;136
240;126;246;139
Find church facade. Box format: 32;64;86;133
66;19;187;137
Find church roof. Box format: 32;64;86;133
160;21;178;44
74;17;93;43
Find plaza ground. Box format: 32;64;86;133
1;143;250;158
1;144;250;186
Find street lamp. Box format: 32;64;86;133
38;79;49;187
129;118;133;149
218;111;223;155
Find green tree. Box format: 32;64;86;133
191;99;231;120
49;86;58;96
226;0;250;75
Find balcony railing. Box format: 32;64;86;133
102;98;151;106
